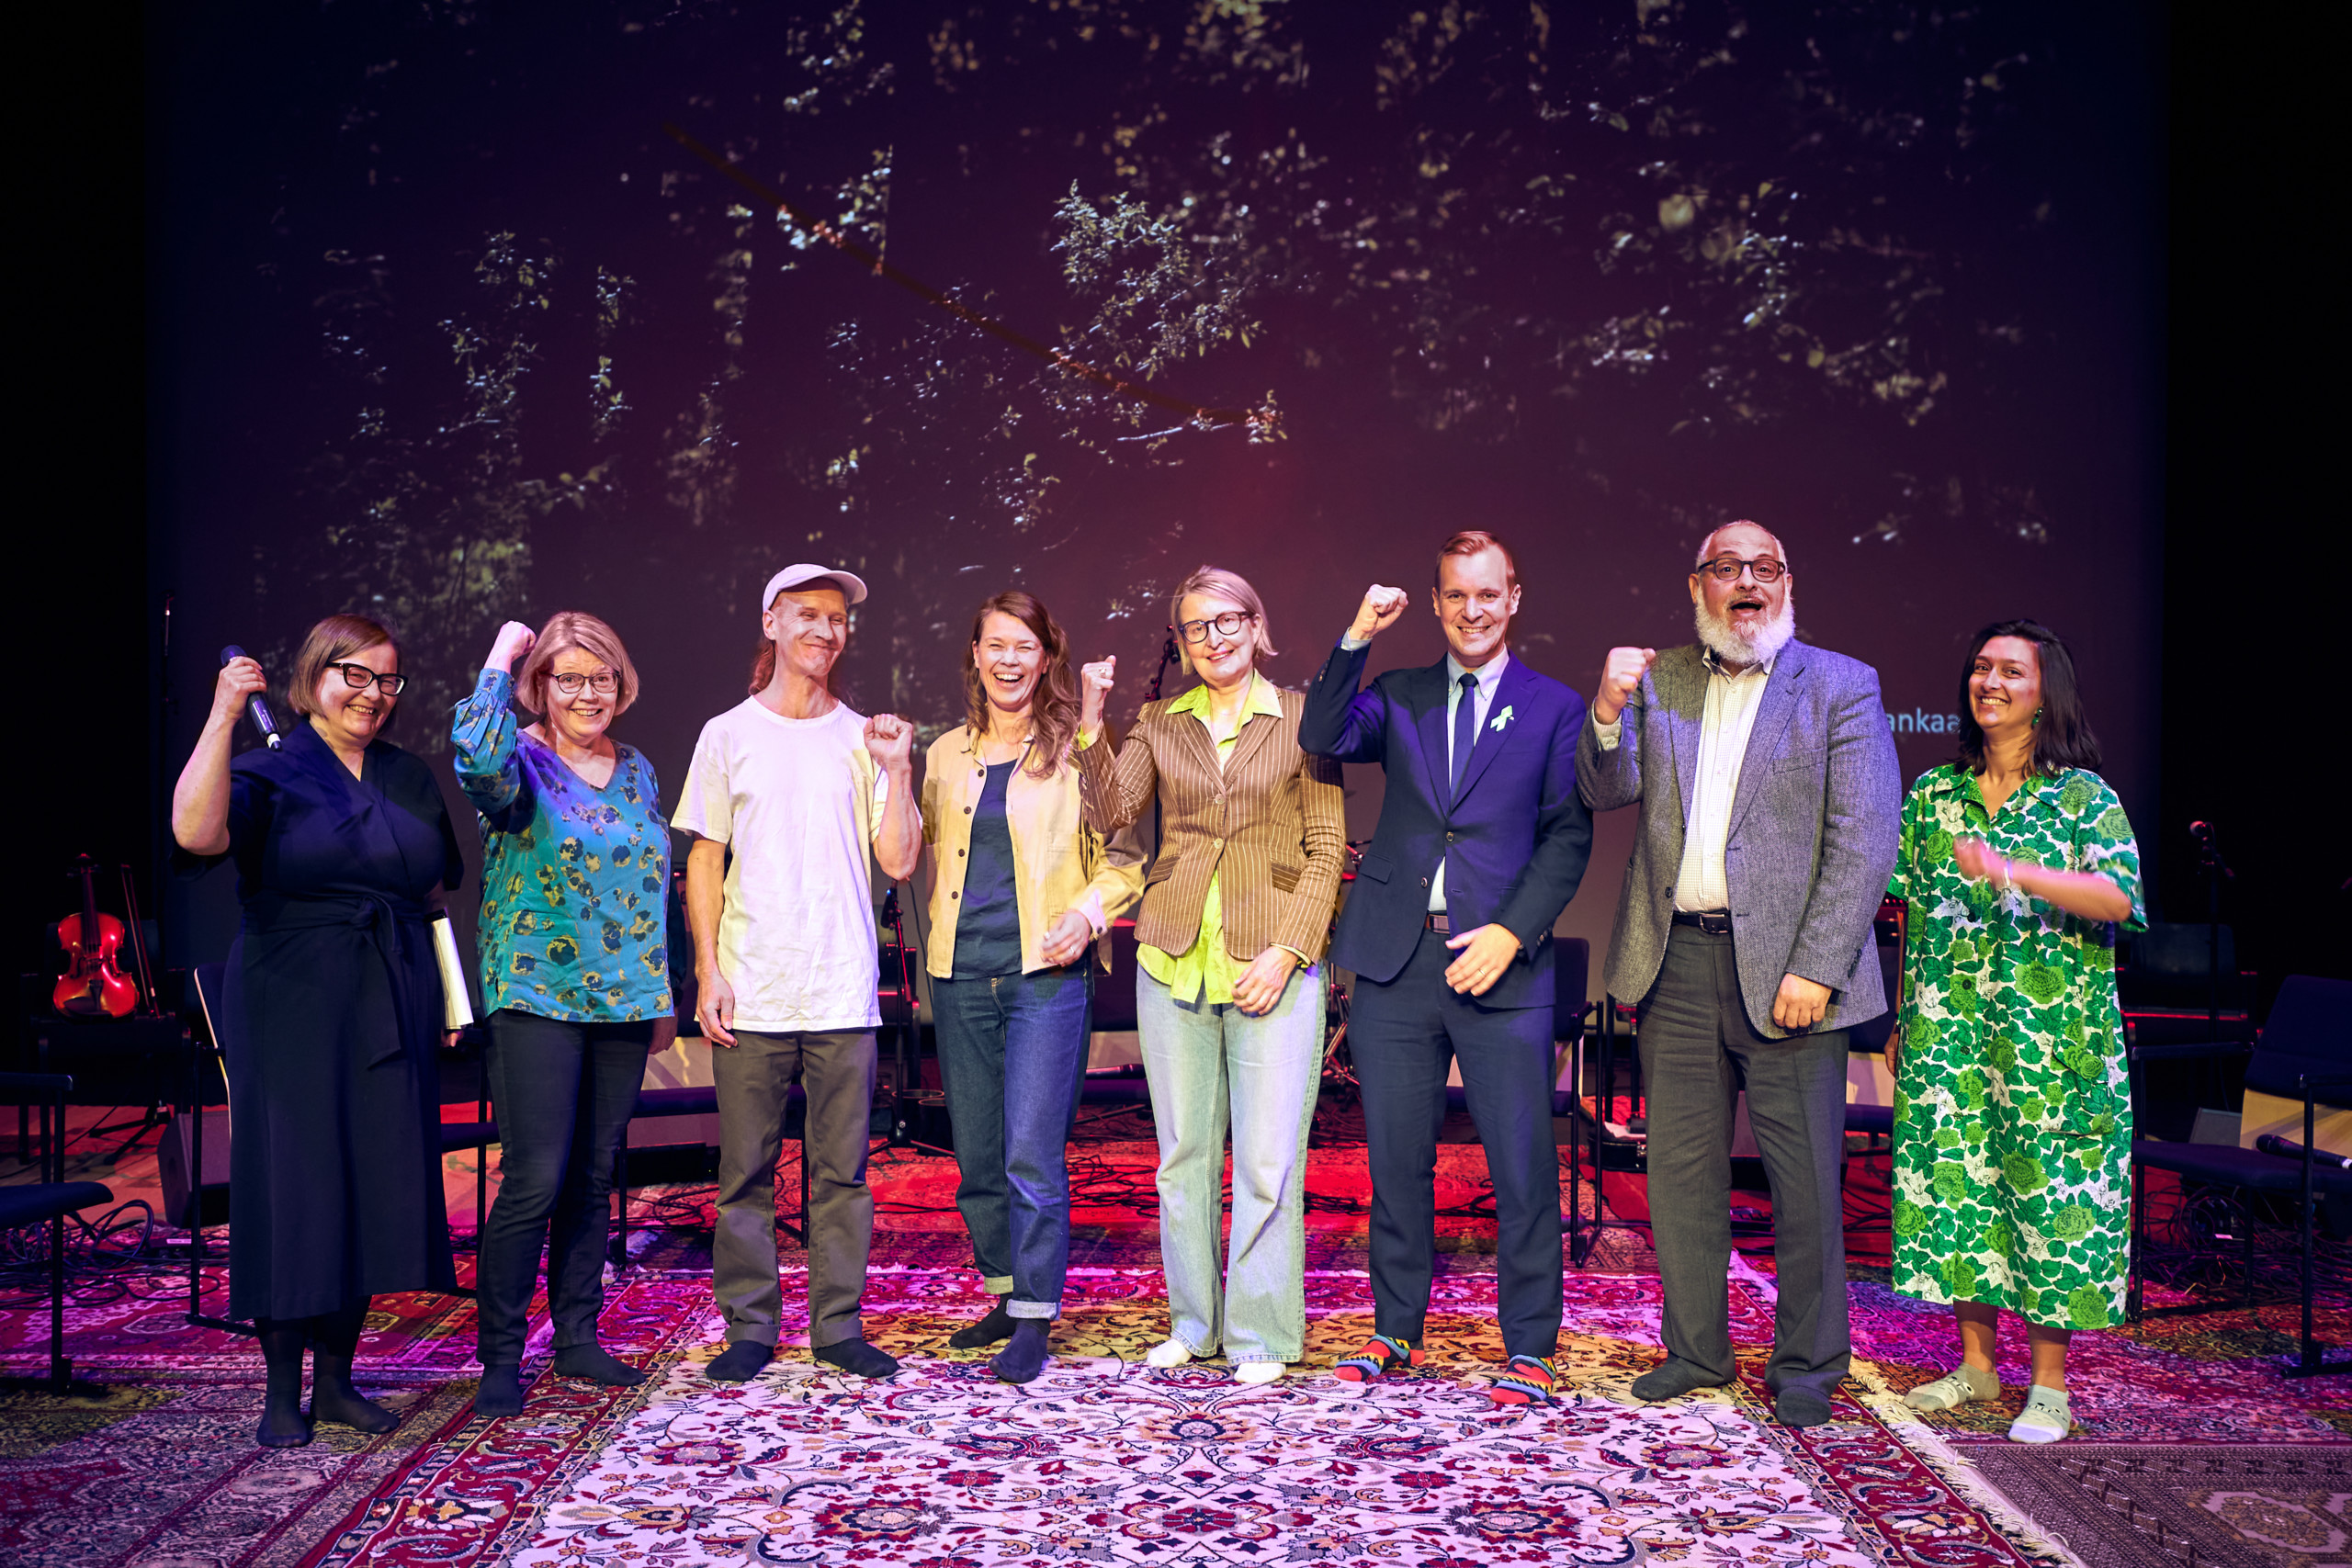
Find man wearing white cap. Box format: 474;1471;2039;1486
676;564;922;1382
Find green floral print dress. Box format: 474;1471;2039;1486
453;670;673;1022
1887;764;2143;1329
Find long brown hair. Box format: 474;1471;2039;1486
1951;618;2103;778
964;591;1079;778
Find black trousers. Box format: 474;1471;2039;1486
1351;927;1562;1358
476;1010;655;1368
1639;926;1852;1399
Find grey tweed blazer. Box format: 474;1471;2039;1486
1577;639;1902;1038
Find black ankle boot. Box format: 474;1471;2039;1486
254;1320;312;1448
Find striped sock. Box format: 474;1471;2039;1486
1333;1334;1420;1383
1488;1354;1560;1406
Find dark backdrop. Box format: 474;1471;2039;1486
29;3;2334;1015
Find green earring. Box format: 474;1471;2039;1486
2031;706;2042;727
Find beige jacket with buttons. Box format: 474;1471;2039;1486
918;726;1145;980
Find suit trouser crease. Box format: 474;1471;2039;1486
477;1010;653;1366
1351;928;1563;1357
1136;964;1323;1362
1639;926;1851;1396
710;1028;876;1349
932;966;1092;1317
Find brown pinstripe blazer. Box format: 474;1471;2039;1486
1076;682;1347;964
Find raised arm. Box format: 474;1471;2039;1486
173;656;268;856
453;621;539;824
1577;646;1656;811
864;714;921;883
1074;655;1161;833
1298;585;1409;761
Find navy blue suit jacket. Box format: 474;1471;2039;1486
1299;641;1594;1009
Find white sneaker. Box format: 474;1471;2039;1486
2007;1385;2073;1444
1145;1339;1196;1369
1233;1360;1286;1385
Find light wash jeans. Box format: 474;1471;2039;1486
1136;963;1325;1364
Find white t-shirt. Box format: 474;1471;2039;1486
674;697;888;1032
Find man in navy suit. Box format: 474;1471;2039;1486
1300;530;1594;1405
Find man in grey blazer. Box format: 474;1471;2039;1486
1578;520;1900;1427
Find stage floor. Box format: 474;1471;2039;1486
5;1112;2349;1567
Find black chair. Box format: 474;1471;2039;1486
2128;975;2352;1377
0;1073;115;1393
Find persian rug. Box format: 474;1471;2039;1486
311;1262;2070;1568
1965;1444;2352;1568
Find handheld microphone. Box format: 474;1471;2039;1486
220;646;282;750
2188;820;2214;843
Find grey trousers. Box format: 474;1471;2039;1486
710;1028;876;1350
1639;926;1852;1400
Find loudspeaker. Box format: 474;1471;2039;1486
158;1109;231;1228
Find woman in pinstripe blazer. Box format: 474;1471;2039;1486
1075;566;1346;1382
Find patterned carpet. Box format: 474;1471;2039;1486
5;1138;2349;1566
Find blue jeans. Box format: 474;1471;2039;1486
932;965;1093;1318
1136;964;1325;1364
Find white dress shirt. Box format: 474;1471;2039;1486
1345;634;1505;907
1593;648;1777;912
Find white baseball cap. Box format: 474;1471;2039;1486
759;563;868;610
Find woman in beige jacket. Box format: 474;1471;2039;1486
1076;566;1346;1382
919;591;1142;1383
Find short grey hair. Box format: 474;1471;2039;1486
1694;519;1791;571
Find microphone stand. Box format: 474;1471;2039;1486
878;885;954;1160
2190;822;2235;1036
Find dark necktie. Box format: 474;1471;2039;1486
1449;671;1479;807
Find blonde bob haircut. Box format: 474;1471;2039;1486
288;613;399;718
1170;564;1277;677
516;610;640;716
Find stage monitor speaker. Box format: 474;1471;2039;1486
158;1108;231;1228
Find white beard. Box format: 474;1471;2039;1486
1694;581;1797;667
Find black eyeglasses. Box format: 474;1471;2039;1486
550;671;619;696
1696;556;1787;583
327;662;407;695
1176;611;1254;645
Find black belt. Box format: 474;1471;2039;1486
1671;909;1734;936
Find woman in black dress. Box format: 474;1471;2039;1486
173;615;465;1448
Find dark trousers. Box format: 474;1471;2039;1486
1351;927;1562;1358
710;1028;876;1350
1639;925;1851;1399
931;965;1092;1317
477;1010;655;1367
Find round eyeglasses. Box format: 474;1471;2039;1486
550;671;620;697
1696;556;1787;583
326;662;408;695
1176;611;1255;645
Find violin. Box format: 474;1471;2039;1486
55;854;139;1018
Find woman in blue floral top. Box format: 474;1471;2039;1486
1886;620;2143;1445
455;612;673;1417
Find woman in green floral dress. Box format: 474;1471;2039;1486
1885;619;2143;1444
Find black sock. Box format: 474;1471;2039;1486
307;1299;399;1434
813;1337;900;1379
552;1344;648;1386
254;1319;312;1447
706;1340;775;1382
989;1318;1050;1384
949;1302;1017;1349
473;1364;525;1417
